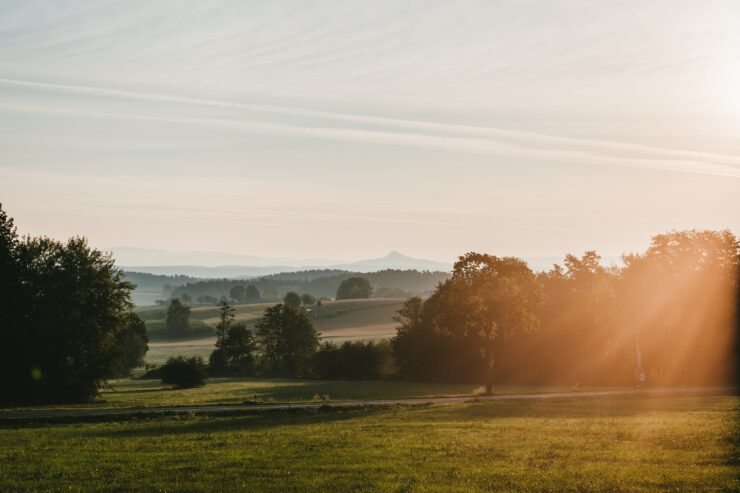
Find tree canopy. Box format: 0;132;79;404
166;299;191;335
0;204;148;404
336;277;373;300
283;291;302;309
392;231;739;388
255;304;319;377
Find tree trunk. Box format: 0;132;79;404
485;381;493;395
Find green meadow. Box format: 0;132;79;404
1;394;736;492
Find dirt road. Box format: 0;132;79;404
0;387;727;422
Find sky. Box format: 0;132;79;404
0;0;738;264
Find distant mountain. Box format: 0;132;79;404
120;265;298;279
114;249;452;278
110;247;338;268
332;251;452;272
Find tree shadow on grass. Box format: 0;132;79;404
416;394;738;422
84;407;388;438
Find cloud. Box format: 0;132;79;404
2;77;740;178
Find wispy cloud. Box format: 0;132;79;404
2;77;739;178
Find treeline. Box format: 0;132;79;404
169;269;451;302
392;230;738;389
180;300;392;381
166;230;738;390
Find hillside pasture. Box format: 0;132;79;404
141;299;404;365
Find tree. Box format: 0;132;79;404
221;324;257;374
336;277;373;299
160;355;207;388
230;285;261;304
215;299;235;348
301;293;316;306
245;285;261;302
255;304;319;377
197;294;217;305
313;340;392;379
0;204;149;404
619;230;739;385
283;291;302;309
432;253;543;394
108;314;149;378
165;299;191;335
230;285;248;303
181;293;192;304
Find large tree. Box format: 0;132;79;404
619;230;739;385
255;304;319;377
336;277;373;300
283;291;302;309
0;204;148;404
430;253;543;394
166;299;191;335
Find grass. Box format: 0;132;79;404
0;394;736;492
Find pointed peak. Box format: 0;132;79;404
386;250;405;259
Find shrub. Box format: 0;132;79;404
160;355;207;388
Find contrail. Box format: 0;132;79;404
6;103;739;179
2;77;740;177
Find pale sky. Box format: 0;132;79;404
1;0;738;263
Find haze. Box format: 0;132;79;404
1;0;738;263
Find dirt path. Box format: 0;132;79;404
0;387;728;422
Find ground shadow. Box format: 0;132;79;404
84;406;389;438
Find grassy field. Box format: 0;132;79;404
142;299;404;366
1;394;736;492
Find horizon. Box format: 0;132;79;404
1;0;738;261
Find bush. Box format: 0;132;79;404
160;355;207;388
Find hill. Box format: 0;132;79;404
169;269;450;302
116;249;452;278
122;272;199;306
141;298;405;366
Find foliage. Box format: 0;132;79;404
313;340;394;379
283;291;302;309
214;299;236;348
392;231;739;388
300;293;316;305
165;299;191;334
197;294;218;304
160;355;207;388
255;304;319;377
0;204;148;404
107;314;149;377
210;323;257;375
222;324;257;374
169;269;449;301
229;284;261;304
336;277;373;300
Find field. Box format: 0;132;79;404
142;299;404;366
1;393;736;492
